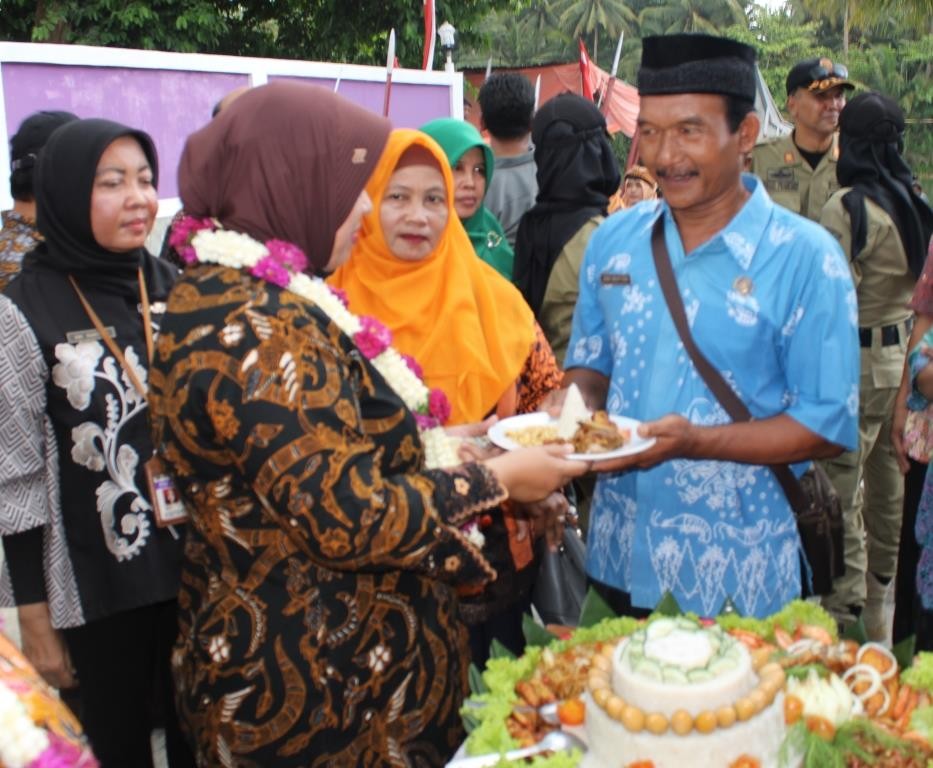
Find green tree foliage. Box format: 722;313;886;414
0;0;515;67
461;0;931;179
0;0;231;51
553;0;637;60
723;7;821;109
638;0;746;38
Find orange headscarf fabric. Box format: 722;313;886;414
328;129;535;425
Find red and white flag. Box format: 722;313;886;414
423;0;436;70
578;38;595;101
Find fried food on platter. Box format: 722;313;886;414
505;411;631;454
505;424;560;447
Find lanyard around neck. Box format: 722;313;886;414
68;267;153;401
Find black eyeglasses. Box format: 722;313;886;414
809;61;848;81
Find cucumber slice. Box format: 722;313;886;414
688;668;714;683
646;618;676;639
709;657;737;675
634;657;662;681
662;665;689;684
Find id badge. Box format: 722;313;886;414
144;456;189;527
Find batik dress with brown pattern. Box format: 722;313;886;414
149;265;505;767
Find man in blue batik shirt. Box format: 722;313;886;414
558;34;859;619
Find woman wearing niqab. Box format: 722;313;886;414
513;93;621;364
820;92;933;641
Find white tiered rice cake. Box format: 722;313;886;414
583;618;788;768
582;689;787;768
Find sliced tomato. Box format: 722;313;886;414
556;697;586;726
804;714;836;741
783;694;803;725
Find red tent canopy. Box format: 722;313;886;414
464;61;639;138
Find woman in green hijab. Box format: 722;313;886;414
421;117;515;280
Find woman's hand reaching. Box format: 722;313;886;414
484;444;588;503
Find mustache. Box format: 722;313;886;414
655;167;699;180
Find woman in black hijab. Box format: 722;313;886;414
513;93;621;364
0;119;192;767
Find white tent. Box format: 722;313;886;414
755;65;793;139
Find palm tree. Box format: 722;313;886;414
519;0;562;37
553;0;637;62
457;5;570;68
638;0;747;37
788;0;911;58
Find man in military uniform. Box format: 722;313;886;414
752;58;853;222
818;93;933;641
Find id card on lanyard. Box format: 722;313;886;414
70;269;188;526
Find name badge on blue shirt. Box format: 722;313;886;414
600;272;631;286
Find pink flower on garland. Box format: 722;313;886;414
330;286;349;308
414;412;438;430
265;239;308;274
33;733;99;768
251;256;291;288
401;353;423;380
427;388;452;424
354;316;392;359
169;216;214;265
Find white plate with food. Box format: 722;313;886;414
487;411;656;461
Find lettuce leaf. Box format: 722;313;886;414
902;651;933;692
462;601;836;759
908;705;933;741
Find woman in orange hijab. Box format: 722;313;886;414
330;129;565;664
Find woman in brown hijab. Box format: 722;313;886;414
149;83;584;766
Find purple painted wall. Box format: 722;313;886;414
3;63;249;199
268;75;452;128
4;63;456;201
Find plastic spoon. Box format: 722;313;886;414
446;729;586;768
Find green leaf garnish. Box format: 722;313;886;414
522;613;559;648
654;590;683;617
578;586;616;627
469;662;488;695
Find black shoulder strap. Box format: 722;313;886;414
649;217;809;513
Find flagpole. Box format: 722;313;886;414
422;0;436;70
598;32;624;112
578;39;588;99
625;126;641;170
383;29;396;118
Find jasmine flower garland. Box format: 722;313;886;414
169;217;460;470
0;679;98;767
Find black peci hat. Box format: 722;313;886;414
638;34;757;102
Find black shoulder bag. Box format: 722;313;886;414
650;218;844;597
